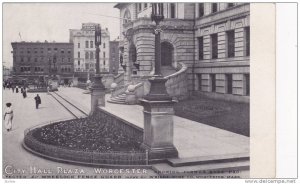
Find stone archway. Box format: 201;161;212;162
161;42;174;66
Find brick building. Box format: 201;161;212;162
11;41;74;84
114;3;250;102
69;23;110;82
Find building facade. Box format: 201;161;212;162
115;3;250;102
11;41;74;84
109;40;120;75
69;23;110;82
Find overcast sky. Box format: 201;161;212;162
3;3;120;67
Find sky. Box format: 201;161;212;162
3;3;121;68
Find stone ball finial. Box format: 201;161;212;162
127;84;135;92
110;83;117;89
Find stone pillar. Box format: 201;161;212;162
90;75;106;115
140;99;178;162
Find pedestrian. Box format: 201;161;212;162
34;94;41;109
22;88;27;98
3;82;6;90
21;87;24;94
4;103;13;132
15;86;19;93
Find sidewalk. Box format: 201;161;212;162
2;89;157;178
58;87;249;159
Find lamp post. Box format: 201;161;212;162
143;3;171;101
140;3;178;162
90;24;106;115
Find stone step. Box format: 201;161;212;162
167;153;249;167
152;160;250;177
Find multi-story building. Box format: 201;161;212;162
69;23;110;82
114;3;250;102
109;40;120;75
11;41;74;84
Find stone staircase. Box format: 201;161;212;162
152;153;250;178
107;93;126;104
108;62;188;105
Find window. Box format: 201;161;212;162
90;52;94;59
21;57;24;62
54;48;58;51
210;74;216;92
90;41;93;48
226;74;233;94
144;3;147;9
28;57;31;62
34;58;38;62
68;49;71;54
85;52;89;59
198;37;204;60
244;74;250;96
170;3;176;18
27;50;30;54
198;74;202;91
62;58;64;62
227;30;235;58
78;60;80;66
198;3;204;17
211;34;218;59
103;52;105;58
61;49;64;54
245;27;250;56
68;58;71;62
211;3;218;13
138;3;142;12
228;3;235;8
103;43;105;48
78;43;80;48
78;52;80;58
123;10;131;24
85;41;89;48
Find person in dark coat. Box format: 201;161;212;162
34;94;41;109
22;88;27;98
15;86;19;93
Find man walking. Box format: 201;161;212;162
34;94;41;109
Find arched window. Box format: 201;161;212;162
85;52;89;59
90;52;94;59
123;9;131;24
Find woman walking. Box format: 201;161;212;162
4;103;13;132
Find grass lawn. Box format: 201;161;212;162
174;96;249;137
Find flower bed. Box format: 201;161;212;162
24;109;147;165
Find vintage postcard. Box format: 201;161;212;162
2;2;278;182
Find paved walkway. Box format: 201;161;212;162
57;87;249;159
2;88;156;178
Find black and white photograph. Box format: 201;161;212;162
1;2;296;182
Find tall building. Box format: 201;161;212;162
69;23;110;82
109;40;120;75
11;41;74;84
114;3;250;102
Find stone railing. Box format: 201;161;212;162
164;62;189;100
111;83;129;97
114;72;125;86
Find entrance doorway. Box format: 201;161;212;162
161;42;174;66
